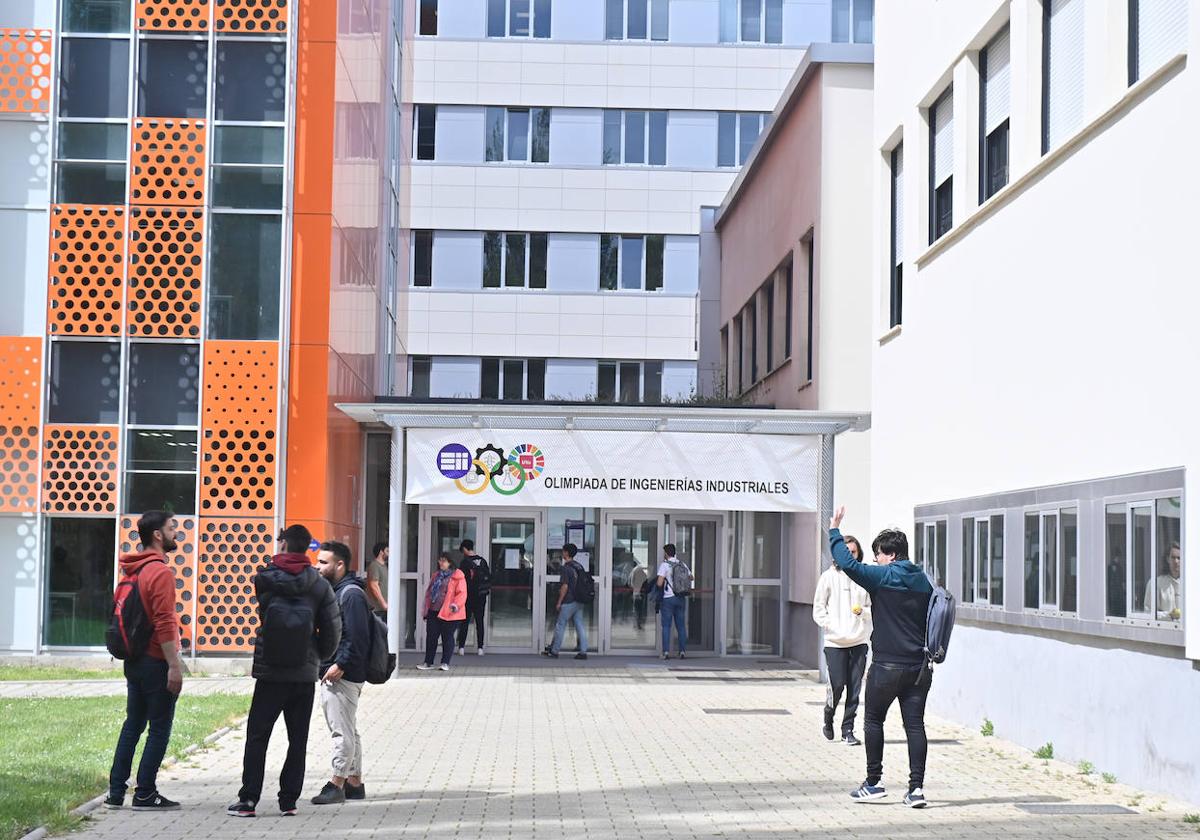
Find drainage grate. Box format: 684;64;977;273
884;738;962;745
703;708;791;716
675;676;798;683
669;667;732;672
1016;804;1136;815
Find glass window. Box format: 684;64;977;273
648;111;667;166
597;362;616;403
507;108;530;161
1042;512;1058;607
410;356;431;397
208;214;282;340
1105;503;1128;618
124;430;198;515
419;0;437;34
726;584;780;654
624;111;645;164
211;167;284;210
502;359;524;400
527;359;546;400
214;126;285;164
127;343;200;427
64;0;132;32
45;518;115;646
413;230;433;286
962;518;976;602
738;112;761;164
483;232;502;287
485;107;505;162
600;234;619;290
504;233;526;287
531;108;551;163
718;113;736;167
650;0;669;40
534;0;552;37
644;361;662;403
765;0;783;43
1154;497;1183;622
620;235;643;290
602;110;622;165
1023;513;1039;609
487;0;506;36
59;37;130;119
606;0;624;39
1026;507;1078;612
215;41;287;122
1061;508;1078;613
481;358;500;398
1132;505;1153;614
618;362;640;402
731;511;781;578
741;0;762;41
719;0;738;42
645;235;664;292
852;0;874;43
58;123;127;161
509;0;531;36
628;0;648;39
56;163;126;205
529;233;548;288
49;341;121;424
137;40;208;119
1131;0;1189;84
989;513;1004;604
415;104;436;160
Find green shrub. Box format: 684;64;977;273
1034;742;1054;759
1077;760;1094;775
980;718;994;737
1102;772;1117;784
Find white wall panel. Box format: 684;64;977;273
434;105;486;163
670;0;721;43
432;230;483;289
551;0;606;41
662;360;698;399
549;108;603;166
430;356;482;398
0;209;48;336
662;234;700;292
0;121;49;207
545;358;598;399
0;516;38;651
547;233;600;291
666;110;718;169
783;0;832;45
436;0;488;38
1;0;55;27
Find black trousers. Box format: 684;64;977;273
455;598;487;649
425;615;459;665
824;644;868;737
863;663;932;791
239;680;315;808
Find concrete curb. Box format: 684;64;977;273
16;717;247;840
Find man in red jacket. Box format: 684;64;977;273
104;510;186;811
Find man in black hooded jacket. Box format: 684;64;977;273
228;525;341;818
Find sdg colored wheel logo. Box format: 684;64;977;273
439;442;544;496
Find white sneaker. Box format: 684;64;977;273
477;648;484;656
457;647;465;655
439;663;450;672
416;663;434;670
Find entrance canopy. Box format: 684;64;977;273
338;401;869;513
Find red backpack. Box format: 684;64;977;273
105;561;163;660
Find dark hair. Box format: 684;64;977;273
278;524;313;554
663;543;676;558
871;528;909;560
372;542;388;559
438;550;454;567
460;538;475;552
137;510;171;547
320;540;351;567
562;542;578;558
844;536;863;561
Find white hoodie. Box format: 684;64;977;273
812;564;872;648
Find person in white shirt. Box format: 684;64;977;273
1144;541;1182;622
657;544;691;660
813;534;872;746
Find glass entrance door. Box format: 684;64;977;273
605;515;663;653
671;517;719;653
484;514;537;651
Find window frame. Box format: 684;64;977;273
832;0;873;44
488;0;551;38
411;230;433;287
414;104;436;160
888;143;903;328
718;112;767;168
417;0;437;35
603;109;668;167
482;231;548;289
1103;492;1183;625
596;360;663;404
481;357;547;400
962;510;1005;607
913;517;948;587
928;88;953;244
599;234;665;292
1021;505;1079;614
978;27;1011;202
486;106;551;164
605;0;670;41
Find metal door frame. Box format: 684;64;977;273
667;511;726;656
481;507;544;654
600;511;666;655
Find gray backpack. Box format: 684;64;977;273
668;560;694;597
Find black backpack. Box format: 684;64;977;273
365;611;395;684
569;561;595;604
260;577;318;668
105;561;163;661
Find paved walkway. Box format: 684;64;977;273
64;657;1196;839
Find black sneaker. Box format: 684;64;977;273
311;782;345;805
843;733;862;747
542;649;558;658
574;652;588;660
822;714;835;742
280;803;298;816
102;793;123;810
227;799;256;818
344;782;365;801
131;792;180;811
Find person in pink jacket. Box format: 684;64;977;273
417;552;467;672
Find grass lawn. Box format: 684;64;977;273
0;665;124;682
0;693;249;840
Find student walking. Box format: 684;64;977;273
657;544;692;660
456;538;492;655
543;543;589;660
228;525;341;818
365;541;388;619
104;511;186;811
312;541;371;806
813;534;872;746
418;551;467;671
829;507;934;809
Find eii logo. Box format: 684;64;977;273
437;443;545;496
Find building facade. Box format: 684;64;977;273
0;0;402;655
704;44;874;663
870;0;1196;802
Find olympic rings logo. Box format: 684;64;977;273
438;443;544;496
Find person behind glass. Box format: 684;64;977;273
418;551;467;671
542;543;588;660
365;541;388;620
104;510;186;812
657;543;689;660
456;538;492;656
813;534;872;747
1146;540;1182;621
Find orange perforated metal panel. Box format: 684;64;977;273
127;207;204;338
196;517;272;652
42;425;119;514
0;426;39;514
0;338;42;514
47;205;126;337
120;515;197;651
200;341;278;516
136;0;211;31
216;0;288;33
0;29;51;113
130;120;206;207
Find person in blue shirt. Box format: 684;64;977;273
829;506;933;810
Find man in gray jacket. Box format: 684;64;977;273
228;525;341;819
813;534;872;746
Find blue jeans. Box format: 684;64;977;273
550;601;587;654
661;596;687;654
108;656;178;799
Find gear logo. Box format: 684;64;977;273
474;444;506;477
445;441;545;496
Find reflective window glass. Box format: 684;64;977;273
64;0;132;32
56;163;126;204
624;111;645;164
534;0;552;37
628;0;648;39
599;234;619;290
620;235;643;289
58;123;127;161
502;360;524;400
645;235;664;291
529;233;547;288
509;0;531;36
124;472;197;516
59;37;129;118
487;0;506;36
127;342;200;426
527;359;545;400
765;0;783;42
127;429;199;470
741;0;762;41
619;362;640;402
507;109;530;161
45;518;115;646
504;233;526;287
137;40;207;119
215;41;287;122
602;110;621;164
485;107;505;162
483;232;502;287
213;126;285;164
648;111;667;165
531;107;550;163
49;341;121;423
208;214;282;339
644;361;662;403
718;113;736;167
211;166;284;210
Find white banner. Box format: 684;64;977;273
405;428;819;512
